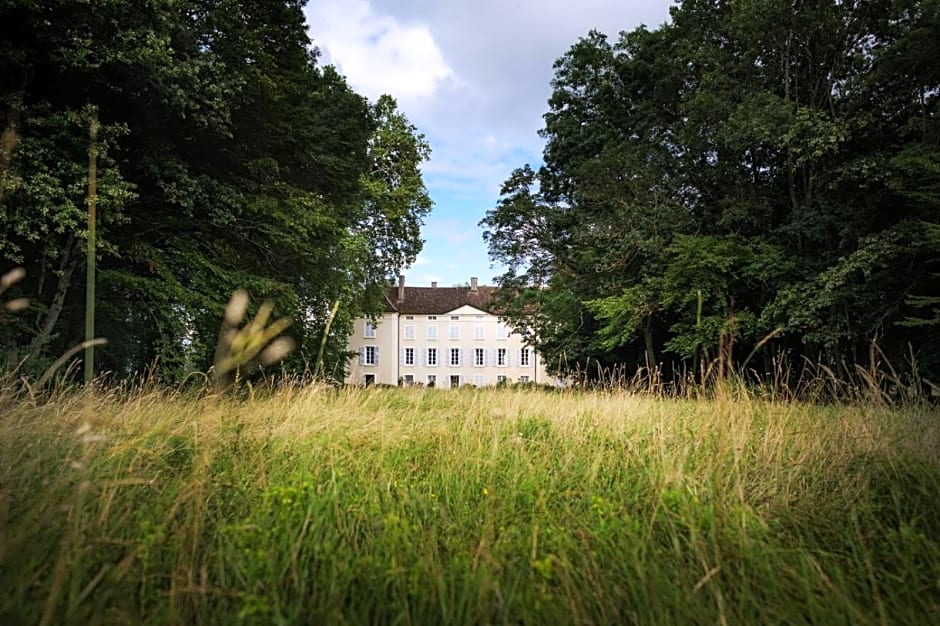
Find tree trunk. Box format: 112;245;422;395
28;236;78;361
643;316;656;370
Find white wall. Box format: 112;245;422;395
346;312;398;386
347;306;551;387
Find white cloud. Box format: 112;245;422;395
368;0;674;133
306;0;674;198
305;0;457;107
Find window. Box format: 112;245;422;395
519;348;531;367
496;348;507;366
403;374;414;386
362;346;378;365
449;348;461;366
405;315;414;320
449;375;461;388
403;347;415;366
427;325;438;340
496;324;508;339
427;315;437;320
427;374;437;387
519;375;530;383
474;324;485;340
450;315;459;320
475;315;484;320
474;348;485;367
449;325;460;340
496;375;507;384
404;325;415;340
473;374;484;387
364;322;376;338
364;374;375;386
426;347;438;367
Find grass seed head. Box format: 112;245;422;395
223;289;249;327
4;297;28;312
1;266;25;289
213;289;294;391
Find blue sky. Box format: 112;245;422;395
304;0;675;287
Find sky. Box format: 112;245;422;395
303;0;676;287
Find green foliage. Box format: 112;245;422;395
0;1;431;381
482;0;940;381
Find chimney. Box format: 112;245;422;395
470;276;478;292
397;275;405;302
431;281;438;288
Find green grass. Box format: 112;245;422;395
1;385;938;624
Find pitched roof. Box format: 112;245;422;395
384;285;501;315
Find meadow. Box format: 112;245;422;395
1;384;938;625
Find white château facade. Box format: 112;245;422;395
347;276;551;388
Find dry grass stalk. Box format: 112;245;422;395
1;267;27;312
211;289;294;391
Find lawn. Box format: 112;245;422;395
1;385;938;625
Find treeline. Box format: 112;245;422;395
482;0;940;385
0;0;431;380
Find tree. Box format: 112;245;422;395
482;0;940;384
0;0;431;382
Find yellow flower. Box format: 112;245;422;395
482;488;489;496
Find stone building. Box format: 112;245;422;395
346;276;551;388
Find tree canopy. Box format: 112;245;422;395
0;0;432;381
482;0;940;384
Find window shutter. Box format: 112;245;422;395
359;346;365;363
374;347;380;364
400;349;404;365
459;348;463;366
483;348;488;366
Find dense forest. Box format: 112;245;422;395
482;0;940;386
2;0;938;388
0;0;431;381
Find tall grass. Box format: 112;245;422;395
570;340;934;405
1;384;938;624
